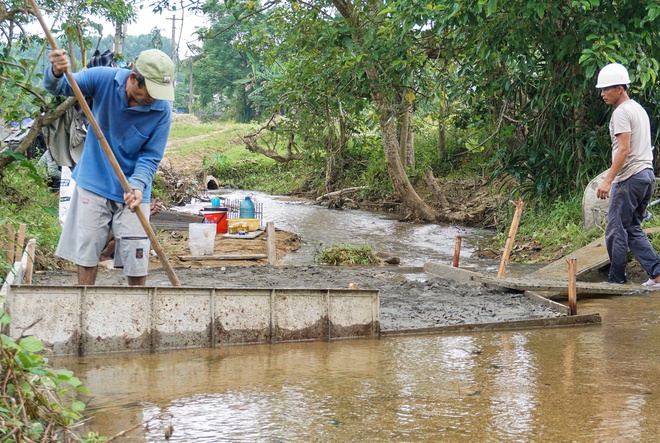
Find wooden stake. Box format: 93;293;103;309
497;199;524;278
25;239;36;285
452;236;462;267
13;223;26;264
29;0;181;287
567;258;577;315
267;222;277;265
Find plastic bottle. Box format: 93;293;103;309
211;197;221;207
239;195;255;219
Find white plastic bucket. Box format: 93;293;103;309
188;223;216;256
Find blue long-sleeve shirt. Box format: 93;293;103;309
43;66;171;203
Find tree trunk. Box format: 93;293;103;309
406;122;415;169
398;99;409;166
438;97;447;159
330;0;438;222
377;96;437;220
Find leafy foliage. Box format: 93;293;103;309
0;298;105;442
316;243;381;266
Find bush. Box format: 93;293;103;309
0;303;105;442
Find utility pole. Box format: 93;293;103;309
189;57;194;113
166;15;182;61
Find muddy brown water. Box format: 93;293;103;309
49;193;660;441
52;293;660;442
180;191;496;269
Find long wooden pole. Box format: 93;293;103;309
29;0;181;286
497;198;524;278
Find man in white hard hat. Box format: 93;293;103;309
595;62;660;287
43;48;175;286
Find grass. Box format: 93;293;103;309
493;193;660;263
166;119;260;163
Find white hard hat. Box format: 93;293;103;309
596;63;631;88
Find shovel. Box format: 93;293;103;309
29;0;181;286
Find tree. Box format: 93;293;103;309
217;0;658;212
190;1;269;122
0;0;138;167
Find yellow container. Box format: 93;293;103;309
228;218;260;232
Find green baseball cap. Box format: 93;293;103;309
135;49;175;101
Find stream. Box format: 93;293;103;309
181;190;501;271
51;190;660;442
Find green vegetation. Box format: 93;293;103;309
492;194;660;264
316;244;381;266
0;158;60;277
3;0;658;436
0;300;104;442
166;120;259;163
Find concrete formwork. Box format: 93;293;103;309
5;285;380;356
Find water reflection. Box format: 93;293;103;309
53;294;660;442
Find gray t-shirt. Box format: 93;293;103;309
610;98;653;183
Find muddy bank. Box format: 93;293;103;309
34;265;563;331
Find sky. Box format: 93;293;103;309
100;8;209;59
28;6;208;59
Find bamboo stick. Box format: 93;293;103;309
497;199;524;278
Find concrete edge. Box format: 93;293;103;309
380;313;602;337
423;262;487;285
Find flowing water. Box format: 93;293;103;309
183;191;499;270
52;192;660;442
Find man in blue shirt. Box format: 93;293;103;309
44;48;174;286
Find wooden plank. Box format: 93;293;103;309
531;226;660;279
178;254;268;261
480;275;641;296
24;239;36;285
381;313;602;337
13;223;26;263
222;229;264;240
423;262;488;285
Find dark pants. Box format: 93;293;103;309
606;168;660;283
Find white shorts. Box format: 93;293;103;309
55;186;151;277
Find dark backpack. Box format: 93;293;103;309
87;49;115;68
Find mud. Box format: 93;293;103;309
34;265;563;331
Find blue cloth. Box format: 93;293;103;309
605;168;660;283
42;66;171;203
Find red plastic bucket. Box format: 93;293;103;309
202;207;228;234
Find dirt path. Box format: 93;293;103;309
162;129;233;174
